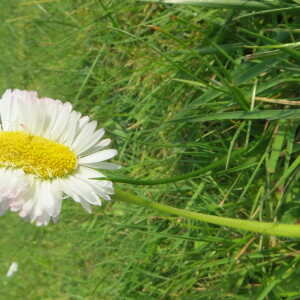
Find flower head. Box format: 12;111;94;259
0;89;120;225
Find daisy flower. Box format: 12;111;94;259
0;89;120;226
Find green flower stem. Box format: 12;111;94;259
113;189;300;238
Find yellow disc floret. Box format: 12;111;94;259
0;131;77;179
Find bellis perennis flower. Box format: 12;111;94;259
0;89;120;226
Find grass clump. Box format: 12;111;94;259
0;0;300;299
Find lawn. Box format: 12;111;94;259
1;0;300;299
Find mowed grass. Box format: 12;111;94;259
1;0;300;299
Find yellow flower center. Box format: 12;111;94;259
0;131;77;179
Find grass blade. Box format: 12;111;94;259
139;0;282;10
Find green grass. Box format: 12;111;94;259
1;0;300;299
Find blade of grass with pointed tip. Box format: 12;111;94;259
169;110;300;123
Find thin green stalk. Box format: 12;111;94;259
138;0;281;10
114;189;300;238
101;146;248;185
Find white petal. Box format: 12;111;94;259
61;176;101;206
79;138;112;156
80;200;93;213
79;149;118;164
79;162;121;170
71;121;97;152
74;128;105;155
